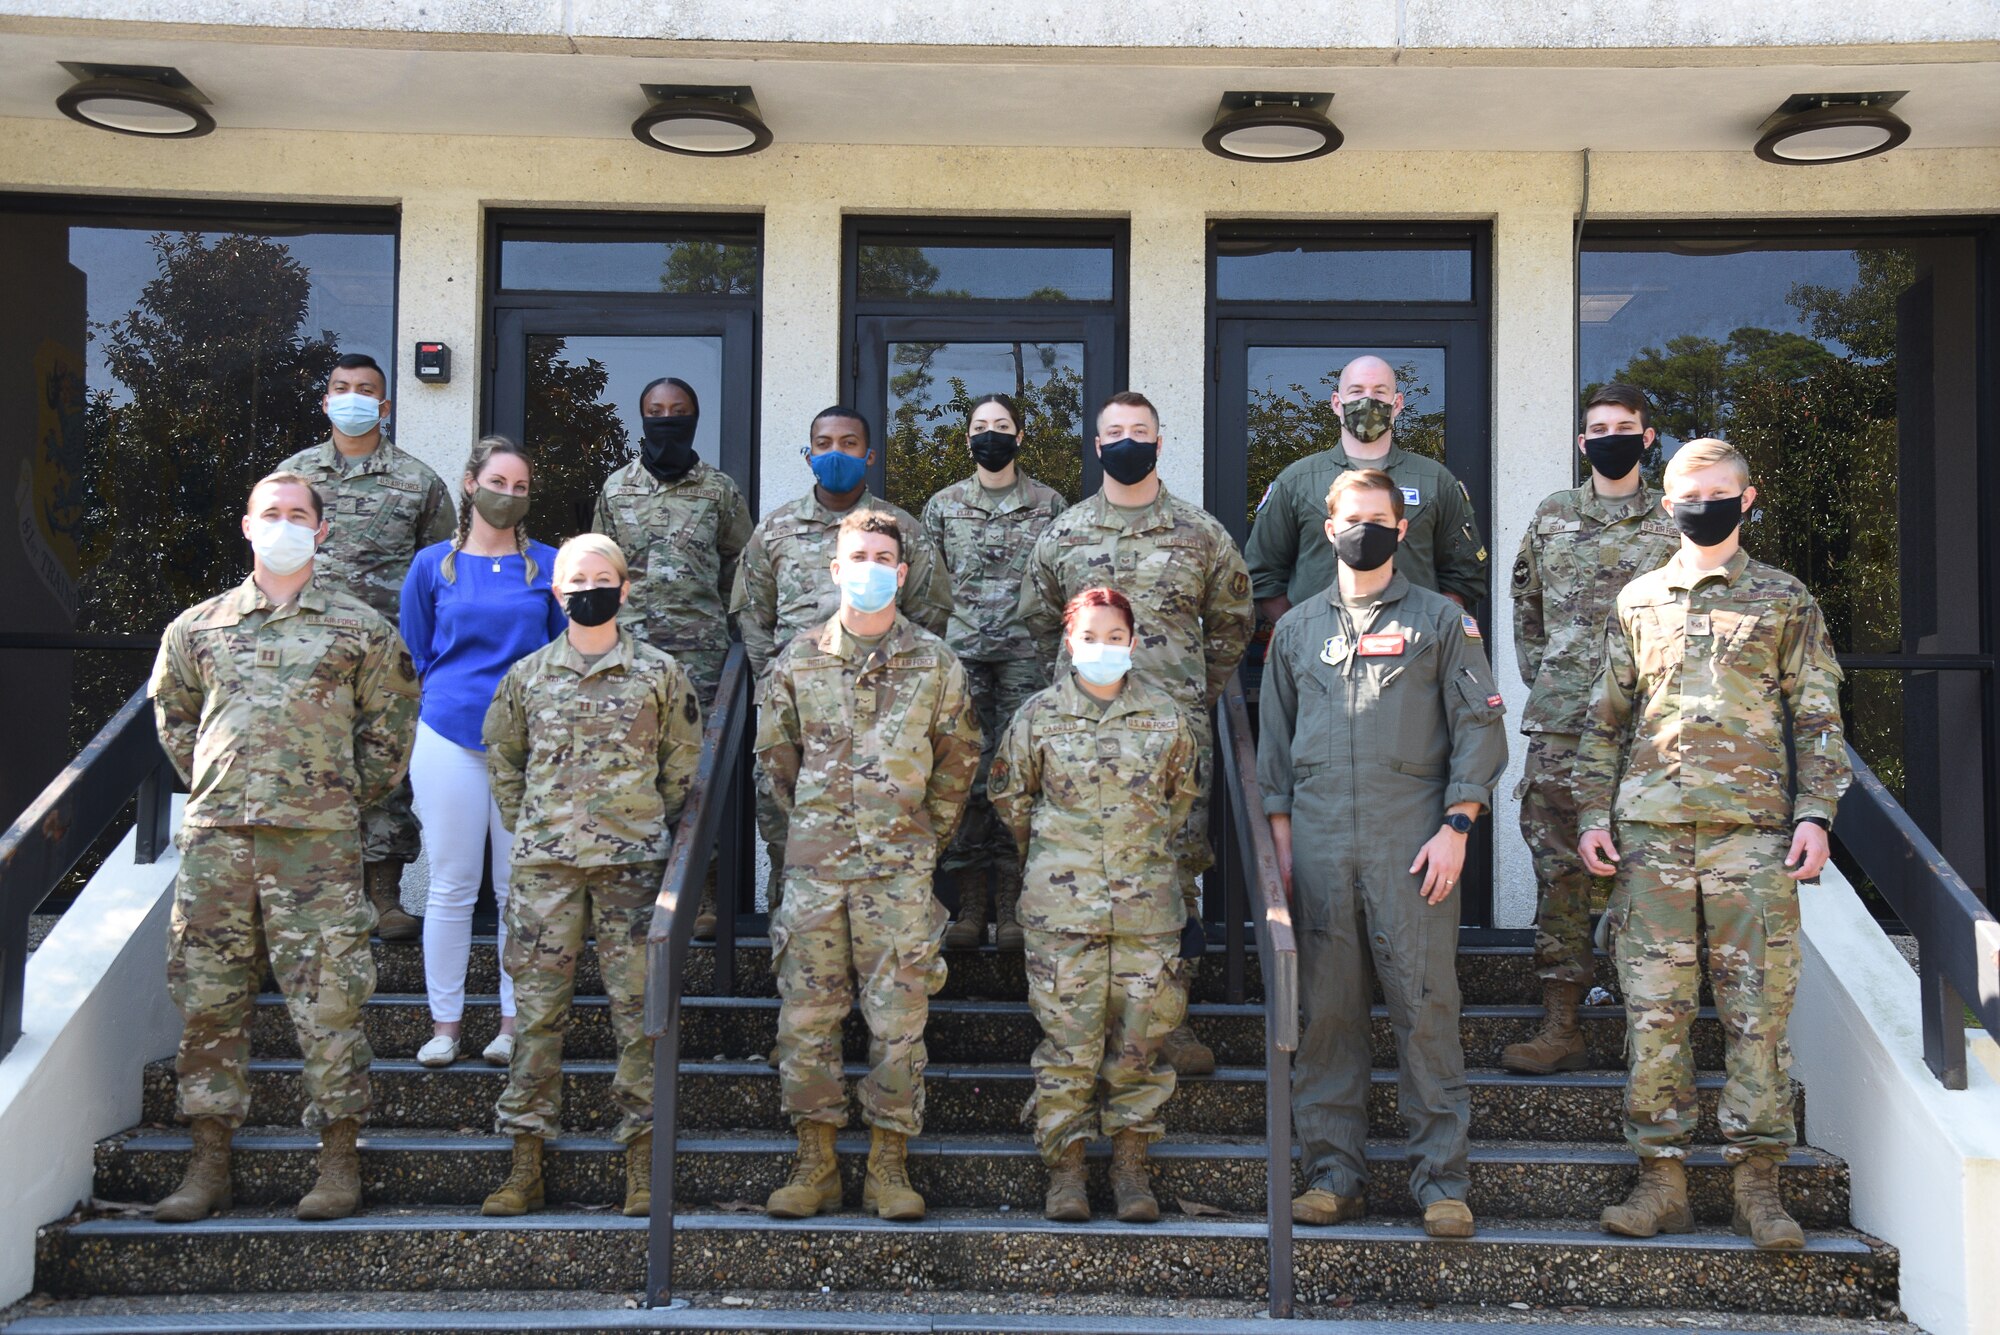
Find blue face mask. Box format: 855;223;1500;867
1071;641;1133;686
326;391;383;437
839;560;900;614
807;447;869;494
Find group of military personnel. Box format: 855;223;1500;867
144;348;1845;1252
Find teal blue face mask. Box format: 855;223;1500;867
839;560;899;614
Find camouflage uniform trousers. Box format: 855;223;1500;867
360;776;421;866
772;868;948;1137
1168;715;1215;1017
939;657;1048;877
1516;733;1601;985
1023;927;1185;1163
169;825;375;1131
495;860;661;1146
1605;821;1801;1163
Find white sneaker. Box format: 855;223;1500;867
417;1034;460;1068
483;1033;515;1067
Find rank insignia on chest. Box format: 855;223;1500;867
1358;633;1407;657
1686;613;1711;636
1320;635;1349;666
1461;614;1482;638
1401;487;1421;506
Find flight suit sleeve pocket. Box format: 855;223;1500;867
1452;674;1504;725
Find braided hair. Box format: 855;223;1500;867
441;434;540;585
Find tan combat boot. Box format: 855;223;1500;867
482;1134;545;1215
365;862;420;943
296;1119;363;1220
1162;1023;1217;1077
623;1129;653;1217
862;1125;926;1221
943;869;988;950
1732;1156;1804;1249
1423;1199;1476;1238
693;864;718;942
992;867;1024;952
154;1117;233;1222
1109;1129;1159;1223
1601;1156;1694;1237
1043;1140;1090;1222
1501;980;1589;1074
1291;1187;1366;1226
765;1120;841;1218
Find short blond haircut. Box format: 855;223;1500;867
552;533;629;585
1324;468;1405;521
1664;438;1750;489
250;471;325;520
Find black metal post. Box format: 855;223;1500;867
135;756;174;866
1919;954;1969;1090
1266;1028;1294;1318
647;996;683;1305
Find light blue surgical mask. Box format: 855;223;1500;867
839;560;899;614
1071;641;1132;687
326;391;383;437
807;447;869;494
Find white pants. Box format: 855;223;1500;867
411;721;515;1023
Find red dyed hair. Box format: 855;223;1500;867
1062;586;1135;637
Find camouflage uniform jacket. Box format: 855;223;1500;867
988;675;1197;937
1575;549;1850;833
728;491;952;677
1245;443;1488;608
150;575;419;829
276;437;456;620
1512;482;1680;734
483;629;704;869
592;458;754;660
1017;485;1255;715
755;614;983;881
921;472;1067;663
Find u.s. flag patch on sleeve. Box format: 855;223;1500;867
1256;481;1276;513
1462;614;1482;638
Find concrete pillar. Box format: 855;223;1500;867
391;192;485;490
1128;203;1208;501
757;199;844;516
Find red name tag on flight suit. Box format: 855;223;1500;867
1357;634;1406;657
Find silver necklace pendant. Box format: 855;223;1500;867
490;557;502;573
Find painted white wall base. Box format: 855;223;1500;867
0;802;184;1305
1794;867;2000;1335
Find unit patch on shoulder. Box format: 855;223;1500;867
1512;556;1530;589
1229;570;1249;597
1462;615;1483;639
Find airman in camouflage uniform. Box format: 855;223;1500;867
278;404;454;938
922;467;1066;947
757;514;982;1221
149;472;419;1223
989;646;1196;1222
480;597;703;1218
1576;440;1849;1249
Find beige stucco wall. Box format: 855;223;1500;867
3;114;1996;922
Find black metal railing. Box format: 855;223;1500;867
0;687;175;1062
643;644;753;1307
1214;669;1300;1320
1835;744;2000;1089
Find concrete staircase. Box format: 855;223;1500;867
19;935;1900;1331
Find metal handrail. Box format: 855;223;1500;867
1213;669;1299;1319
1834;744;2000;1089
643;644;752;1308
0;688;175;1061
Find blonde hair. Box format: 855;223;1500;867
443;434;540;585
553;533;629;586
1324;468;1405;521
1665;438;1750;489
250;471;325;520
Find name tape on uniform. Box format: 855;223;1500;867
1357;633;1406;657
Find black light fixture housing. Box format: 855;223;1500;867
1754;92;1910;166
1203;92;1341;163
632;85;772;157
56;62;214;138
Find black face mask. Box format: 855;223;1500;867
639;415;699;481
969;430;1020;473
1672;495;1745;547
1332;521;1400;572
1098;437;1159;487
1583;432;1646;481
564;586;622;628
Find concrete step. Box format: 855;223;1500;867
92;1127;1850;1228
251;997;1727;1071
146;1058;1799;1146
34;1208;1897;1316
358;939;1628;1007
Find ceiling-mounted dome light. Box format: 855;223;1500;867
56;63;213;138
1754;91;1909;166
1203;92;1340;163
632;85;771;157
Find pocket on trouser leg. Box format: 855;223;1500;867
1760;895;1802;1077
1150;954;1192;1036
315;929;376;1029
892;897;950;999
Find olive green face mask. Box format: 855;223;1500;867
1341;396;1395;444
470;486;531;529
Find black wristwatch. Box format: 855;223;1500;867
1444;812;1474;835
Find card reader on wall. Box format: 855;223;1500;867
414;342;451;384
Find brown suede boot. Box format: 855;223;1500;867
943;869;988;950
296;1118;363;1220
365;862;420;943
1732;1156;1804;1249
1109;1129;1159;1223
1501;980;1589;1074
861;1126;926;1221
766;1121;841;1218
1043;1139;1089;1221
154;1117;232;1222
993;868;1024;952
482;1134;545;1216
1601;1157;1694;1237
623;1129;653;1217
1162;1023;1217;1077
1291;1187;1366;1225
